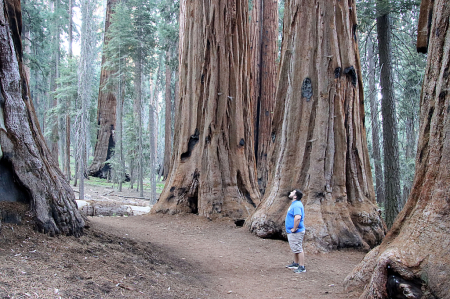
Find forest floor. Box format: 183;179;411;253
0;183;366;299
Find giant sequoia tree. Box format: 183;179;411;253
247;0;385;252
152;0;260;222
0;0;84;236
344;1;450;298
88;0;119;178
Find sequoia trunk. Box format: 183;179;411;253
248;0;385;252
250;0;278;194
152;0;260;222
344;1;450;298
0;0;84;236
88;0;118;178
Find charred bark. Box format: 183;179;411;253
247;0;385;252
152;0;260;222
345;1;450;297
0;0;85;236
88;0;118;179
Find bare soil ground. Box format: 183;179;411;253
0;184;365;299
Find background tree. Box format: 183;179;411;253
0;0;84;235
249;0;278;194
64;0;74;181
21;0;55;139
76;0;100;199
49;0;62;165
393;7;426;208
88;0;119;179
376;0;401;228
248;0;385;252
162;49;173;180
356;0;425;215
157;0;179;181
366;35;385;206
152;0;260;222
102;1;134;190
345;1;450;297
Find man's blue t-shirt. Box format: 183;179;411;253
285;200;305;234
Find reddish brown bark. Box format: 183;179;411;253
247;0;385;252
88;0;118;178
0;0;84;236
250;0;278;194
152;0;260;222
344;1;450;297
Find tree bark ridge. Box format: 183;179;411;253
153;0;260;222
88;0;118;179
248;0;384;252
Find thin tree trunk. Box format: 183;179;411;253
170;69;178;174
0;0;84;236
345;1;450;297
135;47;144;198
77;0;96;200
149;79;157;204
50;0;60;167
116;61;124;192
163;50;172;181
153;0;260;222
64;0;73;182
401;115;415;208
248;0;385;252
377;0;401;229
367;36;385;206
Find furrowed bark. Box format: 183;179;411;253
345;1;450;297
88;0;118;179
153;0;260;222
248;0;385;252
0;0;85;236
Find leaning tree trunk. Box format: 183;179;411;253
344;1;450;298
0;0;84;236
88;0;118;179
152;0;260;222
247;0;385;252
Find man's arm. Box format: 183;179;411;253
290;214;302;232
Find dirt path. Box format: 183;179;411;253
90;213;365;299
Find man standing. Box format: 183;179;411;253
285;189;306;273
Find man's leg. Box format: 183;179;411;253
293;252;299;264
298;251;304;267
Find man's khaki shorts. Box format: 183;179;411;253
287;231;305;253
